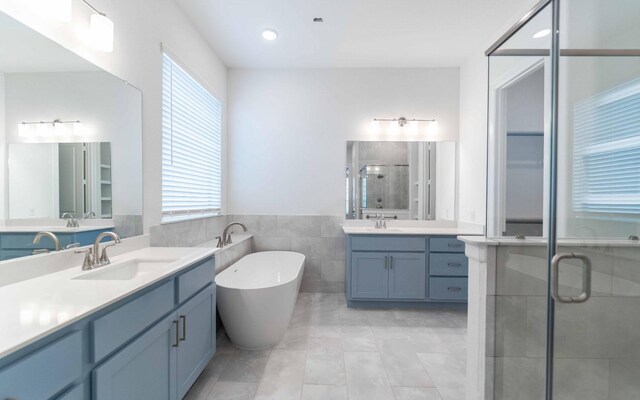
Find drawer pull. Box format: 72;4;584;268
447;287;462;292
172;320;180;347
179;315;187;341
448;243;462;248
447;263;462;268
389;256;393;269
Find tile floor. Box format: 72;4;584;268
185;293;467;400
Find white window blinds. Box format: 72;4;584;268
573;78;640;217
162;53;222;221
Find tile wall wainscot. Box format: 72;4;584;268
461;236;640;400
229;215;346;293
113;215;144;239
149;215;344;293
150;216;232;247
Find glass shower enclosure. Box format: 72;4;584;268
486;0;640;398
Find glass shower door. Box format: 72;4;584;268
550;0;640;398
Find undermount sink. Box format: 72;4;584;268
73;258;179;281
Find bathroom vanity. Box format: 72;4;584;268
0;227;112;260
0;247;217;400
343;225;481;307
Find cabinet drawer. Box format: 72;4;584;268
92;280;175;362
351;236;426;252
430;237;465;253
429;277;468;301
429;253;468;276
0;331;82;400
177;259;214;304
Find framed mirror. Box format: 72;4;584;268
0;11;143;260
346;141;456;221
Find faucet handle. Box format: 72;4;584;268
75;248;94;270
66;242;81;250
215;236;224;248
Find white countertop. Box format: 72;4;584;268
0;225;114;233
458;235;640;247
0;246;215;359
342;220;485;236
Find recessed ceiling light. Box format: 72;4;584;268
533;29;551;39
262;29;278;41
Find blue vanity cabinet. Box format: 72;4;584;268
388;252;427;300
176;285;216;399
0;256;216;400
346;234;468;307
0;228;112;260
351;252;389;299
93;314;179;400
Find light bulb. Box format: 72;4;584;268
262;29;278;41
533;29;551;39
18;124;33;138
29;0;72;22
389;120;398;135
91;14;114;52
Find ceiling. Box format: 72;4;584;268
174;0;538;69
0;11;98;73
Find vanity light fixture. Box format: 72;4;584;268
82;0;114;52
18;119;83;138
533;28;551;39
262;29;279;41
370;117;439;138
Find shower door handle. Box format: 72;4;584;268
551;253;592;304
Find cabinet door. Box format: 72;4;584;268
93;314;178;400
176;284;216;399
350;252;389;299
388;252;427;300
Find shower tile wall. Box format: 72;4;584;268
230;215;345;293
492;245;640;400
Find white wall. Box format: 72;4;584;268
435;141;456;221
8;144;57;218
0;0;228;230
228;68;460;216
458;55;488;225
4;71;142;217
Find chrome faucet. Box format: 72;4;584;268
75;231;121;270
375;213;387;229
84;211;97;219
62;212;79;228
32;231;61;254
221;222;248;247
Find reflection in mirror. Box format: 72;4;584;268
8;142;112;219
346;141;456;221
0;11;143;260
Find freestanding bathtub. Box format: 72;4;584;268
215;251;305;350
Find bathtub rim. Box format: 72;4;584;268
215;250;306;291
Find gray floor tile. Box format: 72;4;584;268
377;339;434;387
302;384;348;400
254;349;307;400
304;337;346;385
417;353;467;400
344;351;395;400
392;386;444;400
207;381;258;400
218;349;271;383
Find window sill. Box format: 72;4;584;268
161;212;224;225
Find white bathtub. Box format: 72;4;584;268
215;251;305;350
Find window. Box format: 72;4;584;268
573;78;640;217
162;53;222;222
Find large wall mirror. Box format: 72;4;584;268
0;11;143;260
346;141;456;221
